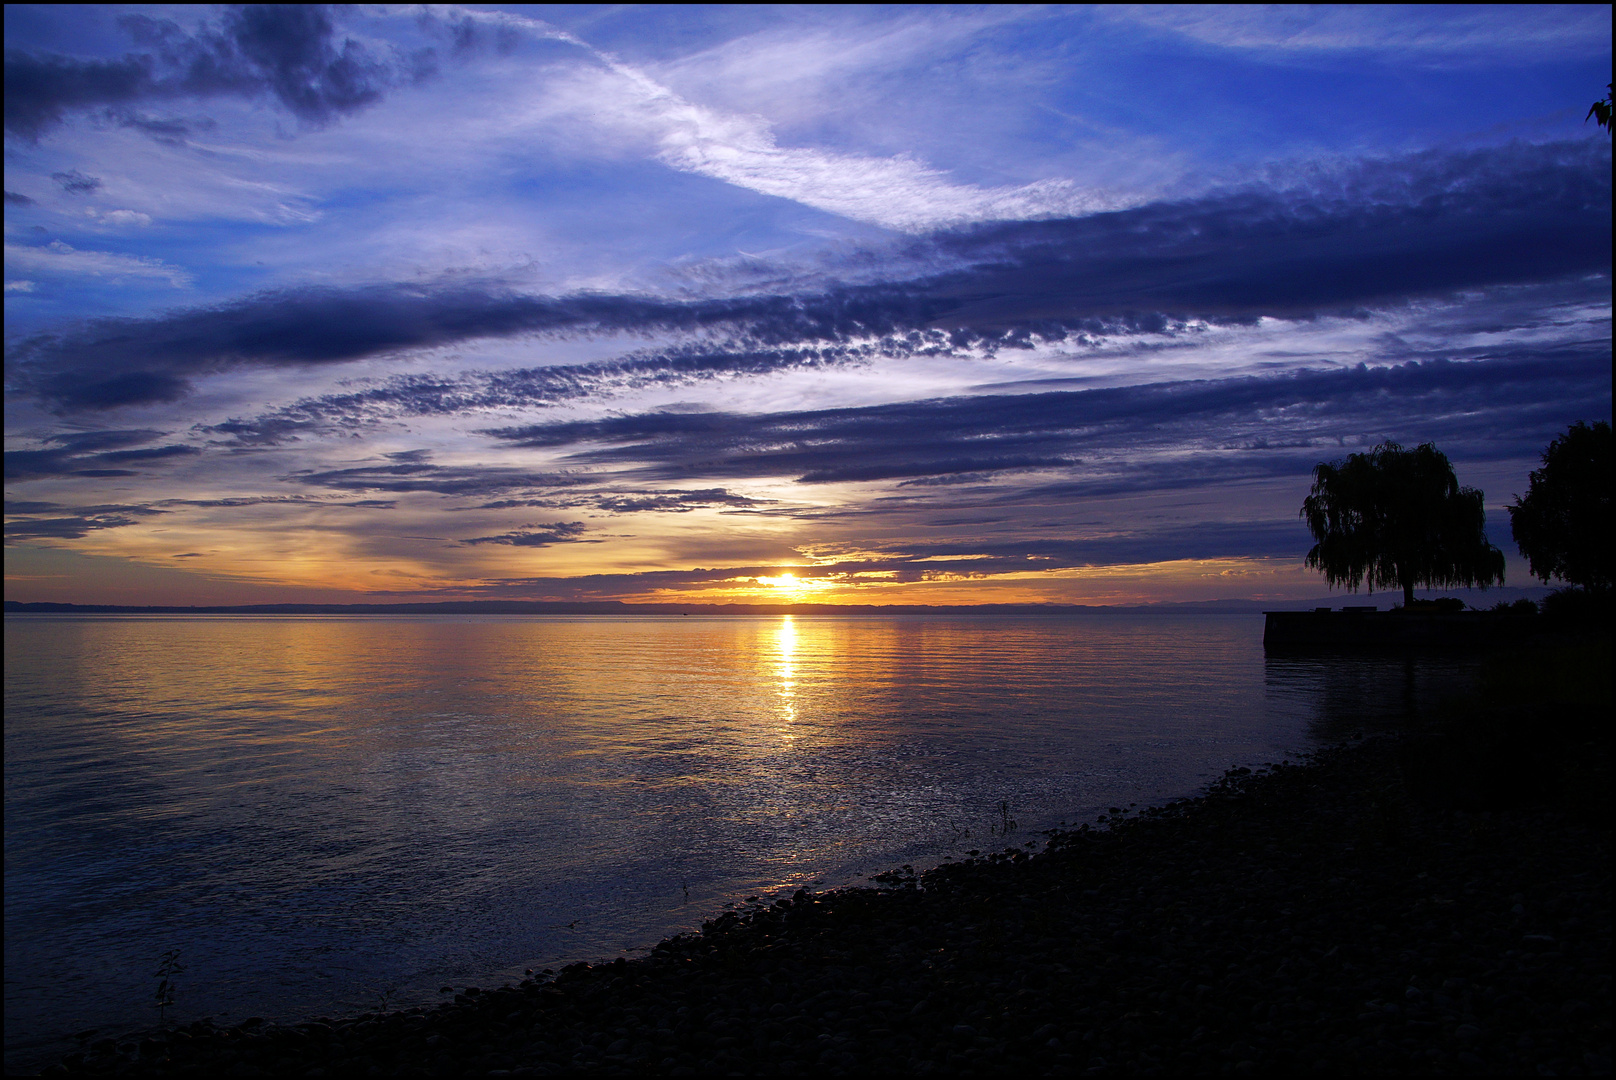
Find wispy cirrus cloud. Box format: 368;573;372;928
434;5;1119;231
1109;5;1612;59
3;240;192;289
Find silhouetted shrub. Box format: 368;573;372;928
1396;596;1466;613
1540;585;1614;628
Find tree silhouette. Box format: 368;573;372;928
1589;83;1613;133
1507;420;1613;591
1301;441;1504;607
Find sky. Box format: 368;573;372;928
3;4;1611;607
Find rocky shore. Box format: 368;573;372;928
32;737;1611;1077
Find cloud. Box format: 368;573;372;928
197;339;907;446
6;189;37;205
283;461;591;498
96;209;154;227
9;281;922;412
2;241;192;290
5;281;37;293
5;430;198;481
2;499;170;542
588;488;769;513
358;517;1312;599
482;346;1612;487
114;111;217;146
2;491;400;546
916;140;1611;328
432;6;1111;231
7;140;1606;412
4;5;433;140
51;170;103;194
157;495;397;511
1110;5;1612;59
458;521;597;547
462;488;772;514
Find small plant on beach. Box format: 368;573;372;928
992;800;1017;835
367;982;402;1014
153;949;185;1023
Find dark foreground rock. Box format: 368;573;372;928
35;739;1611;1077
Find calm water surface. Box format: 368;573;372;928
4;614;1475;1068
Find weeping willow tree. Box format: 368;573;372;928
1301;441;1505;607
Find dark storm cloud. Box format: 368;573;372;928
483;344;1612;487
4;5;431;141
458;521;597;547
11;141;1605;412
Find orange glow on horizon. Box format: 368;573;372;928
6;538;1328;608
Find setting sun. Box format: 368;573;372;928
754;572;834;601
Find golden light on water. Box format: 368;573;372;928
773;615;798;728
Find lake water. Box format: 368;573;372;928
3;613;1477;1070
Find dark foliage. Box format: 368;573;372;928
1301;441;1505;606
1508;420;1613;591
1590;83;1614;133
1540;584;1616;629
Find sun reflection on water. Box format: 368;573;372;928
774;615;797;729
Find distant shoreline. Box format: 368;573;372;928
4;599;1270;616
0;592;1551;618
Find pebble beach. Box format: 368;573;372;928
30;732;1611;1077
